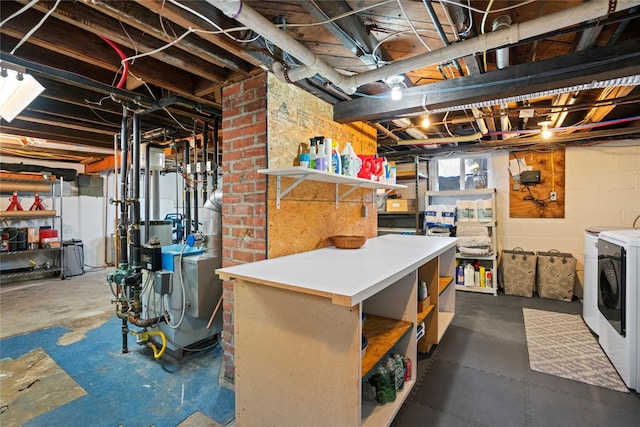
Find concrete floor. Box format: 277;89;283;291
0;269;232;427
0;269;115;340
394;292;640;427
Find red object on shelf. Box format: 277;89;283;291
39;229;58;240
29;193;46;210
6;191;24;211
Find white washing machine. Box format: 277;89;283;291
597;229;640;391
584;228;601;333
584;226;629;335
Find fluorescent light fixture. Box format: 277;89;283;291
0;68;45;122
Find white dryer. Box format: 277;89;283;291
597;229;640;391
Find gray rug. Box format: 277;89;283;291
522;308;628;393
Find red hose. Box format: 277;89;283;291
99;36;129;89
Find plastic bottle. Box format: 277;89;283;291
464;263;475;287
456;265;464;285
309;138;317;169
331;140;341;174
316;141;326;171
341;143;353;176
418;280;428;301
393;354;405;391
479;266;486;287
323;138;333;173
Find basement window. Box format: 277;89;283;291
432;156;490;191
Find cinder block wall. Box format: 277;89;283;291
220;72;268;383
492;142;640;297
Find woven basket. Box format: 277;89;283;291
331;235;366;249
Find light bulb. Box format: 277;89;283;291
421;116;430;128
541;127;552;139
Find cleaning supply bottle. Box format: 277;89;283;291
332;140;341;174
309;138;317;169
341;142;358;177
464;263;475;287
324;138;333;173
316;140;326;171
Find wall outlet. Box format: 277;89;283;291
550;191;557;201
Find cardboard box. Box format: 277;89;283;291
386;199;417;212
418;295;432;313
27;228;39;243
41;237;60;248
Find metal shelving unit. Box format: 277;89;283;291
1;177;64;281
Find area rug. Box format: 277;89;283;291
522;308;628;393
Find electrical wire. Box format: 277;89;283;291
9;0;61;55
0;0;39;27
397;0;431;52
436;0;537;15
98;36;129;89
164;244;187;329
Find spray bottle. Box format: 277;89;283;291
331;140;341;175
316;139;327;171
324;138;333;173
309;138;317;169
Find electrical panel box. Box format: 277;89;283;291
153;271;172;295
140;245;162;271
520;170;541;185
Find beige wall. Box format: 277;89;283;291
491;141;640;297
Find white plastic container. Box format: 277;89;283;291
464;263;475;286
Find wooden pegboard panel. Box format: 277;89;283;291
509;149;565;218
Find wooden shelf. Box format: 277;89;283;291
259;166;406;208
361;379;414;427
362;314;412;378
439;276;454;295
417;304;435;325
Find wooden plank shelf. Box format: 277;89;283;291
417;304;435;325
439;276;454;295
362;314;412;378
0;210;57;219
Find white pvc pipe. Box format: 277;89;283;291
492;15;512;70
210;0;640;94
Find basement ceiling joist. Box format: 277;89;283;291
333;39;640;123
0;0;639;164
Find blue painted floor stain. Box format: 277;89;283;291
0;316;235;426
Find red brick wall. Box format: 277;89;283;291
220;72;268;383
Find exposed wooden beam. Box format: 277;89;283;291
0;121;113;147
13;0;228;84
135;0;267;70
0;16;205;100
333;40;640;123
81;0;251;74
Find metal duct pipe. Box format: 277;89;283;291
131;114;142;269
202;188;223;255
391;118;429;140
209;0;638;93
144;142;166;243
422;0;464;76
118;108;129;265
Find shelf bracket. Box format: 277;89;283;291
276;174;310;209
336;183;363;208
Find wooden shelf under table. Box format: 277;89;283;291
439;276;454;295
362;314;412;378
417;304;435;325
